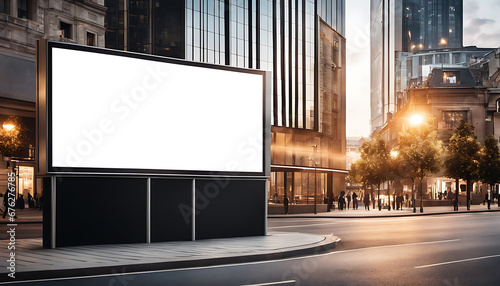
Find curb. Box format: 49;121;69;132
0;221;42;224
1;235;340;283
268;208;500;219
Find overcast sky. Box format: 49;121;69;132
345;0;500;138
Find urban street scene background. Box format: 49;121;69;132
1;0;500;285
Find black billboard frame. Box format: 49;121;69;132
39;40;271;178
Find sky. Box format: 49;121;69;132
345;0;500;138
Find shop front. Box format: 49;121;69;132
267;166;347;214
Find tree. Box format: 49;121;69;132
443;120;481;210
348;160;369;197
478;135;500;202
359;135;391;211
397;120;442;212
0;117;25;168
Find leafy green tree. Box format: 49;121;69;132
397;120;442;212
478;135;500;198
359;135;390;210
443;120;481;210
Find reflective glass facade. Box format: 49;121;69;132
104;0;346;212
395;47;493;98
370;0;463;132
402;0;462;52
105;0;184;58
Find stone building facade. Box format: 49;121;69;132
0;0;106;202
378;48;500;205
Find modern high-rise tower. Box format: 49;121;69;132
370;0;463;132
104;0;347;213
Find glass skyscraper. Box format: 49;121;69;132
402;0;462;52
105;0;346;212
370;0;463;132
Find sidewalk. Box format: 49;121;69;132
269;204;500;218
0;208;43;224
2;204;500;224
0;232;339;283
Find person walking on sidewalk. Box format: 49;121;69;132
352;192;358;210
364;194;370;211
346;193;351;209
487;189;491;210
283;195;289;214
2;189;8;218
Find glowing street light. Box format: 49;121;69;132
410;114;423;126
390;150;398;158
2;124;14;131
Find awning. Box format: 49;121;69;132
271;164;348;174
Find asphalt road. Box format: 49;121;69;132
5;212;500;285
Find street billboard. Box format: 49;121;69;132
37;41;270;176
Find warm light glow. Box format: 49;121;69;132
410;114;423;126
449;29;453;33
419;43;423;49
391;150;399;158
2;124;14;131
411;45;416;49
440;38;447;45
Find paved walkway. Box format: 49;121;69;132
269;203;500;218
2;204;500;223
0;232;339;282
0;208;42;224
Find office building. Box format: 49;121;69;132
0;0;106;200
105;0;347;213
370;0;463;132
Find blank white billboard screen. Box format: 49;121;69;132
50;47;264;174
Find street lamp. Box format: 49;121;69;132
410;114;423;126
388;150;399;211
311;145;318;214
419;180;424;213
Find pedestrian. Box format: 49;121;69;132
283;195;289;215
364;195;370;211
28;193;33;208
328;194;334;212
18;195;24;210
454;190;459;211
487;189;491;210
2;189;8;219
346;193;351;209
352;192;358;210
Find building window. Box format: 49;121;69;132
0;0;9;14
87;32;96;46
443;111;467;129
60;21;72;39
443;72;460;84
17;0;33;19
